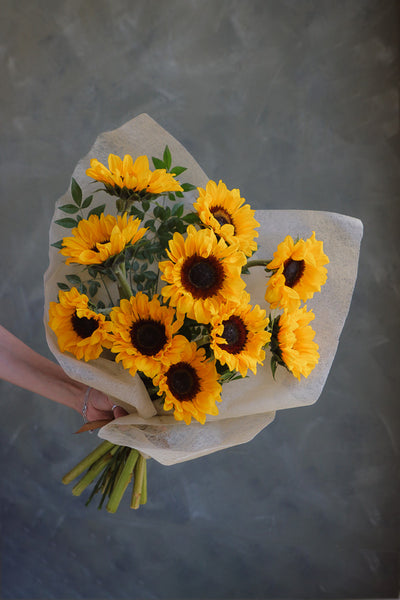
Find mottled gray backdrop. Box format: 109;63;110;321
1;1;399;598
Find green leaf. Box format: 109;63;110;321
163;145;172;171
59;203;79;214
171;203;184;217
57;282;70;291
51;240;63;249
71;178;82;207
165;217;180;230
88;204;106;218
89;282;100;297
130;206;145;219
157;222;169;235
175;191;184;198
55;218;78;228
142;199;150;212
144;270;157;280
271;358;277;380
168;193;176;202
152;157;165;170
176;220;187;233
81;195;93;209
182;212;201;224
97;300;105;309
181;183;197;192
144;219;156;232
66;274;82;286
87;266;98;278
170;166;187;176
153;205;165;220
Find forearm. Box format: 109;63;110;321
0;325;85;414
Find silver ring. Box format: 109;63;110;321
82;387;94;433
111;404;118;411
82;387;92;423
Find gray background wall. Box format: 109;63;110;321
1;1;399;598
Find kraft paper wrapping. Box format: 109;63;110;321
44;114;363;466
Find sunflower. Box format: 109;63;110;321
86;154;183;200
153;340;222;425
194;180;259;256
108;292;187;379
265;232;329;312
60;213;147;265
48;288;112;361
209;293;271;377
159;225;247;324
270;306;319;381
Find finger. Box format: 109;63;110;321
111;405;128;418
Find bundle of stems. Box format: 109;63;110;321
62;440;147;512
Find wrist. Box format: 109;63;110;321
66;380;89;414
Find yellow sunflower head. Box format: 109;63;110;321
194;180;259;257
86;154;183;200
269;306;319;381
152;340;222;425
210;294;271;377
48;288;112;361
265;232;329;312
159;225;247;324
60;212;147;265
108;292;187;379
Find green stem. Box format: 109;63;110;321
100;273;114;306
107;449;139;513
245;259;270;269
115;265;133;299
131;454;147;509
62;440;114;485
140;461;147;506
72;446;118;496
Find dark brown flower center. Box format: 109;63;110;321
166;362;201;401
71;312;99;339
211;205;234;227
91;239;110;252
283;259;305;288
181;254;225;299
218;315;248;354
130;319;167;356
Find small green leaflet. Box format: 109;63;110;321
71;178;82;206
170;166;186;176
88;204;106;218
66;274;82;286
81;195;93;209
163;146;172;171
181;183;196;192
59;204;79;214
55;218;78;228
152;157;165;170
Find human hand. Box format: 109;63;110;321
84;388;128;423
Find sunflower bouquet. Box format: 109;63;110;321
44;114;363;513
